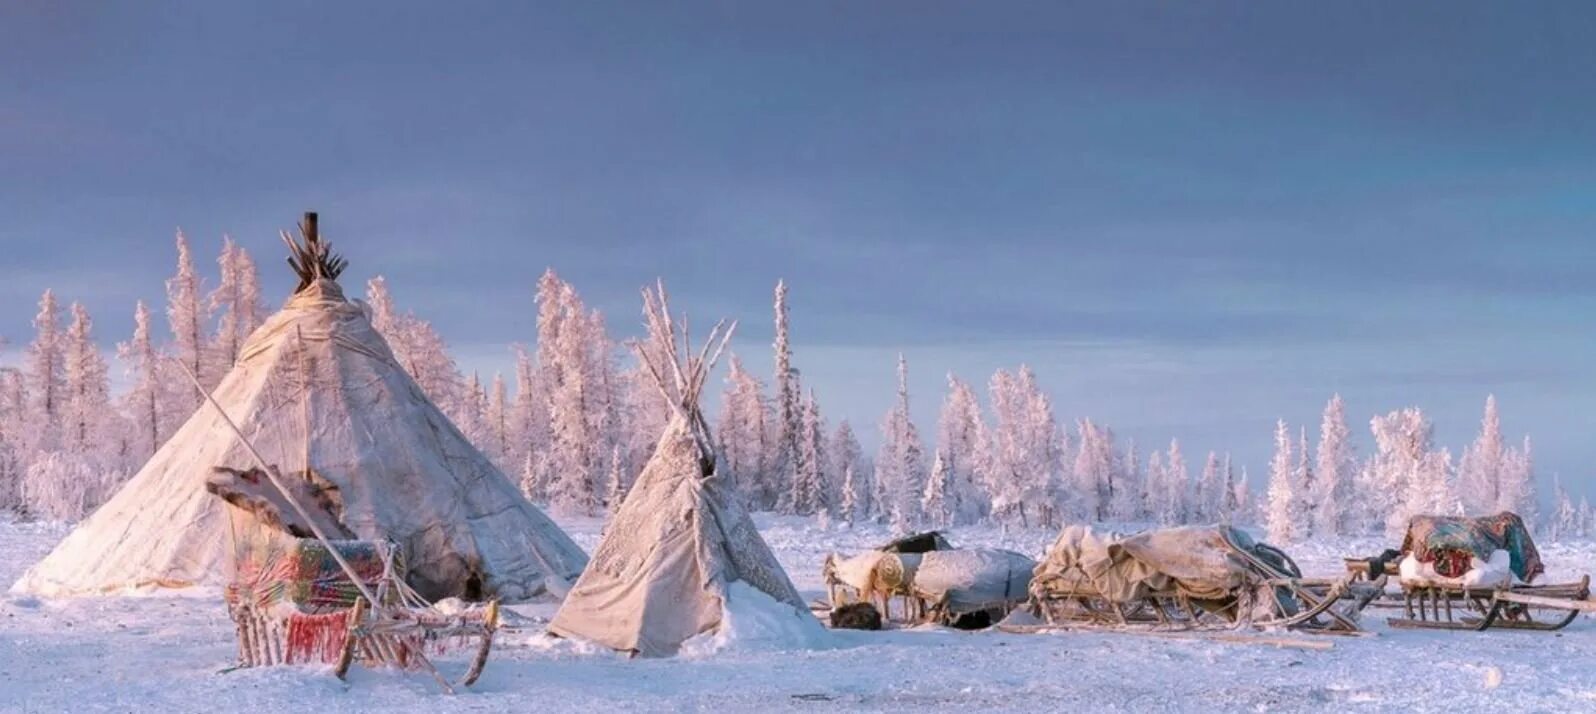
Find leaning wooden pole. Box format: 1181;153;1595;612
171;358;379;607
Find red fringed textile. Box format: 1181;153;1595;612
284;611;350;664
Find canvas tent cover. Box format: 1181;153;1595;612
13;278;588;601
1400;512;1544;584
548;417;808;656
1031;524;1266;604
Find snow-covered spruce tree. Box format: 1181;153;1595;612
1117;439;1142;521
1073;419;1116;522
1370;408;1434;539
839;463;860;525
509;345;549;479
718;355;773;508
1498;436;1538;530
1145;451;1168;525
789;389;828;515
1457;395;1504;516
62;303;112;462
364;276;465;419
1295;426;1315;538
166;230;212;401
117;301;169;465
934;374;987;524
25;290;66;458
1266;420;1298;543
830;420;866;519
486;372;510;471
1312;394;1354;536
923;451;953;528
1579;496;1593;540
1197;451;1223;524
1234;467;1253;525
604;444;627;515
986;365;1060;526
771;280;802;513
0;365;22;512
20;451;103;522
876;354;927;531
1164;439;1188;525
208;236;265;373
460;372;487;454
1220;453;1239;524
1551;475;1576;542
535;271;618;517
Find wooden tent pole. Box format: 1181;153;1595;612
172;358;380;607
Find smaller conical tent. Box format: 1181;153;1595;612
549;284;815;656
12;213;588;601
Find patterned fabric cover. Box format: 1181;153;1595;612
225;535;395;613
1400;512;1543;583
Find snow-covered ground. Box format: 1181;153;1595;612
5;515;1596;713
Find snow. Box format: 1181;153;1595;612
6;514;1596;712
679;581;833;658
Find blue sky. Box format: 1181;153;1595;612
3;3;1594;491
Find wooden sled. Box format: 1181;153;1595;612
1347;559;1592;632
227;536;501;693
1031;531;1384;636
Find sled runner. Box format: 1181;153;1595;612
1027;525;1384;635
1347;513;1594;632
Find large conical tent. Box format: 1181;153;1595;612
549;284;815;656
12;213;588;601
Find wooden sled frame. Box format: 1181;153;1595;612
1347;559;1593;632
1029;532;1385;636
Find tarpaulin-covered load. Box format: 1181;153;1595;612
1031;524;1272;604
829;548;1035;617
1398;512;1543;588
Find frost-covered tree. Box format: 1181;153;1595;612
839;463;861;525
1295;426;1314;538
1196;451;1223;524
830;420;866;519
21;451;106;522
1073;419;1117;522
62;303;112;462
1220;453;1239;524
117;301;170;464
1145;451;1168;525
485;372;510;470
1550;475;1576;542
934;374;987;524
166;230;212;400
1312;394;1354;536
1498;436;1538;530
1234;466;1253;525
789;390;828;515
923;452;953;528
459;372;487;452
509;345;549;485
535;270;616;516
1579;496;1592;540
986;366;1059;526
1457;395;1504;515
876;354;926;531
1164;439;1188;525
365;276;464;418
1117;439;1142;521
771;280;802;511
718;355;774;508
603;444;627;515
25;290;65;457
1371;408;1435;539
208;237;264;372
0;367;23;511
1266;420;1299;543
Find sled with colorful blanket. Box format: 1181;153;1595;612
1345;512;1594;631
1027;525;1385;635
